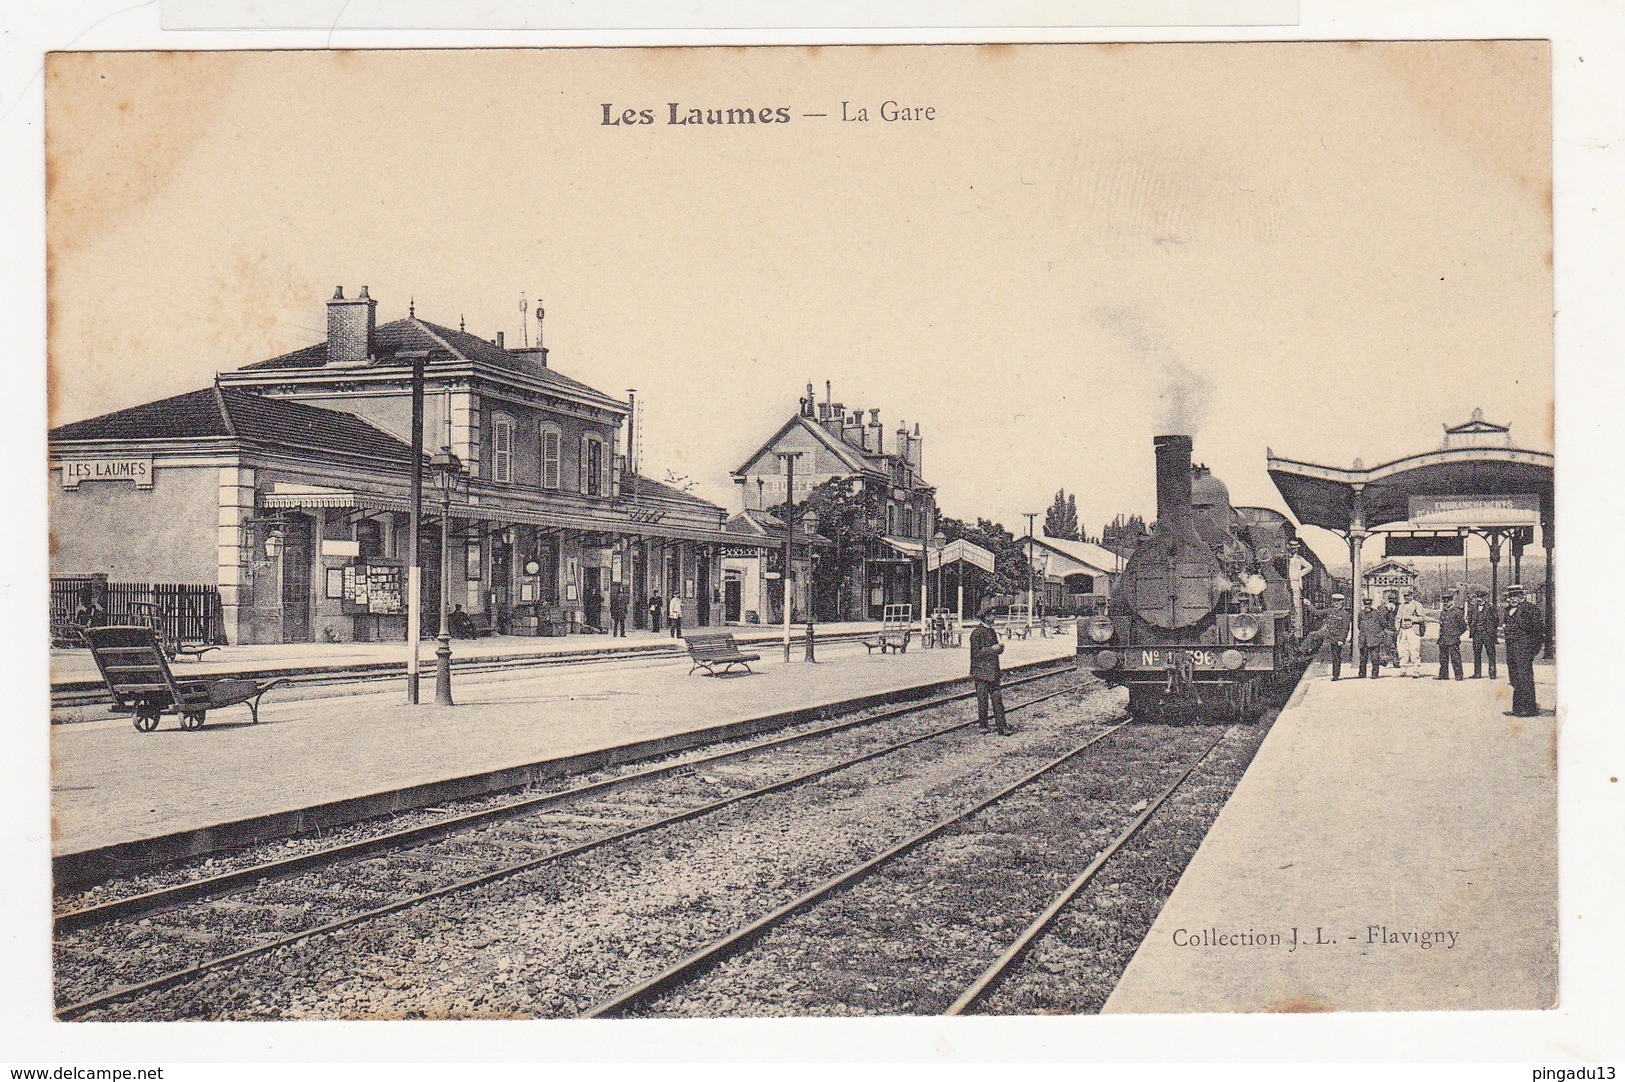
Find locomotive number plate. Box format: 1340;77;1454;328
1133;648;1222;669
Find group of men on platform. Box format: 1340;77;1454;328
1304;584;1547;717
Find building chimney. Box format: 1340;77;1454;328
845;408;866;450
824;402;846;438
1153;434;1195;528
326;285;377;366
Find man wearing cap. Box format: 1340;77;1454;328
1357;597;1387;678
1503;585;1546;717
1467;588;1498;678
1305;594;1351;680
1436;587;1467;681
969;605;1012;735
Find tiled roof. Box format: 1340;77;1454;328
50;384;417;463
623;473;725;514
242;317;625;412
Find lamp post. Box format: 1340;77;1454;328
803;509;820;662
932;528;946;644
429;445;465;706
1023;511;1038;631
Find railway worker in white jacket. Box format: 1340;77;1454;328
1396;595;1427;676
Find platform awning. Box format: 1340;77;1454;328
881;536;996;573
1266;446;1554;533
260;484;746;547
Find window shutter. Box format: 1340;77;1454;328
542;429;561;490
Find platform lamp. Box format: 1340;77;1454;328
429;445;466;706
933;529;947;634
803;508;821;662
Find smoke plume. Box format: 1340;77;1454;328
1096;305;1212;435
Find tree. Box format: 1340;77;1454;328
1101;513;1150;558
1044;489;1081;541
769;478;885;620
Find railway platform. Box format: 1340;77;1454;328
49;631;1074;880
1103;657;1557;1013
49;619;893;695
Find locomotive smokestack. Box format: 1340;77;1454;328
1153;434;1195;526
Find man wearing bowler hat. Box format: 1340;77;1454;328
970;603;1011;735
1503;584;1546;717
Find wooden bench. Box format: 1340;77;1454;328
685;632;761;676
87;626;286;732
865;605;914;654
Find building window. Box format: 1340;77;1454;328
541;425;562;490
492;416;514;484
582;434;605;497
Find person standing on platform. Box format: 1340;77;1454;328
1358;597;1387;678
1503;584;1546;717
1436;588;1467;681
969;604;1011;734
1396;593;1427;675
668;592;684;639
1310;593;1351;680
648;590;663;635
609;585;629;638
1468;588;1499;679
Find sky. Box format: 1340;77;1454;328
45;44;1552;566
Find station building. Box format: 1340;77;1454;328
1019;535;1124;613
731;383;938;620
49;288;747;645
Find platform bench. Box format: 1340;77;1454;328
686;632;761;676
86;625;286;732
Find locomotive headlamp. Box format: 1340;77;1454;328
1221;649;1247;670
1095;650;1119;671
1230;614;1260;642
1087;616;1115;643
1245;575;1268;596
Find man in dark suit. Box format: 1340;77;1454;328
1304;593;1351;680
969;605;1011;734
1467;590;1499;678
1503;584;1546;717
1357;597;1387;678
1436;588;1468;680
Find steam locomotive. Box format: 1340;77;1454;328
1075;435;1316;722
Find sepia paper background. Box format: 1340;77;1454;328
9;1;1625;1068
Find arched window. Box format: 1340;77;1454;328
540;423;562;490
491;414;515;484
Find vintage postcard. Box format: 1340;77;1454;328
21;29;1606;1062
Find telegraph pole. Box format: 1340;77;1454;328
406;351;426;704
776;451;803;662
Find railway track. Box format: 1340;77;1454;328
54;663;1092;1020
585;721;1232;1018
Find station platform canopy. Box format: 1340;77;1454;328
1267;410;1553;536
